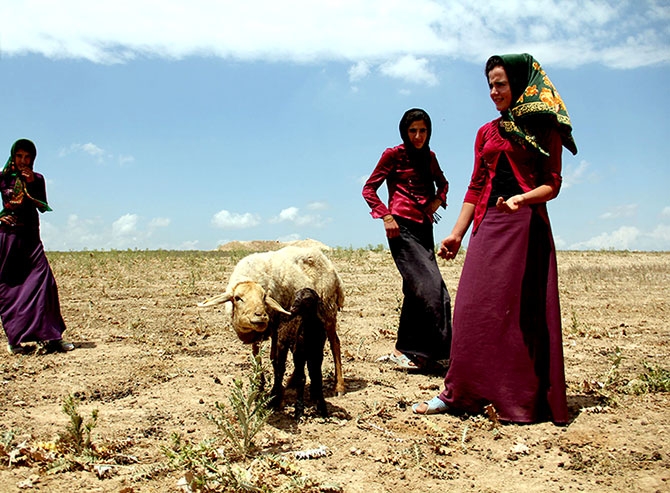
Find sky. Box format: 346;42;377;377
1;0;669;251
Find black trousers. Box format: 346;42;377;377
388;217;452;368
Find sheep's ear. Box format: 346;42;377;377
266;295;291;315
197;292;234;307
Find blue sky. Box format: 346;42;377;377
1;0;668;251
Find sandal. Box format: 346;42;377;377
388;352;419;370
7;343;28;355
412;396;449;415
40;340;75;353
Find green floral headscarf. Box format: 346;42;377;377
497;53;577;156
0;139;52;218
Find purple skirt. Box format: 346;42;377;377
0;228;66;346
438;206;568;424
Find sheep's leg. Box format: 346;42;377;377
307;342;327;417
325;319;345;395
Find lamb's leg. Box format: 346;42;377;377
291;349;307;419
270;339;289;410
307;344;327;417
325;318;345;395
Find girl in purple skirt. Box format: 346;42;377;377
0;139;73;355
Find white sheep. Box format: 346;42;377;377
198;245;345;395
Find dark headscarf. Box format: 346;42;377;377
399;108;432;153
488;53;577;156
399;108;435;184
1;139;51;217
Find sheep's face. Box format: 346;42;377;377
229;281;290;339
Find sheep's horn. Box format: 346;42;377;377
197;292;234;307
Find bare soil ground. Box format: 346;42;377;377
0;246;668;492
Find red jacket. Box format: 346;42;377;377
363;144;448;224
466;119;563;232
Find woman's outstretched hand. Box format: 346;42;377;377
438;234;461;260
496;194;526;213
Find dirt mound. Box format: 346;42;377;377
217;238;331;252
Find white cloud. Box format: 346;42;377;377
271;206;326;227
570;226;640;250
600;204;638;219
661;206;670;218
149;217;171;229
562;160;593;189
275;207;300;222
553;235;567;250
348;61;370;82
648;224;670;243
41;213;178;250
59;142;106;161
380;55;438;86
58;142;135;166
307;201;329;211
1;1;666;69
211;210;260;229
112;213;139;236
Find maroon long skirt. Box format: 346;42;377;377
0;229;66;346
438;206;568;424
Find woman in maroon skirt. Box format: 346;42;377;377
0;139;73;355
413;54;577;424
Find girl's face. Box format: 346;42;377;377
14;149;35;182
407;120;428;149
13;149;33;171
488;65;513;112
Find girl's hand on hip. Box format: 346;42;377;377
384;216;400;238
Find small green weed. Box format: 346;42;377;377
626;363;670;394
58;394;99;454
208;356;273;458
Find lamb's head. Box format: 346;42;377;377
289;287;321;316
224;281;291;339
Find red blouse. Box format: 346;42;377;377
465;119;563;232
362;144;448;224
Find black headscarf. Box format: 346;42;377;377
398;108;435;188
399;108;432;156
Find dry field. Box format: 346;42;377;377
0;246;668;492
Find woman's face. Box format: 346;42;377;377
407;120;428;149
488;65;513;112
